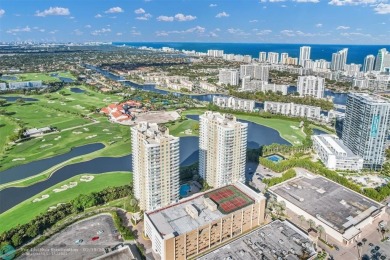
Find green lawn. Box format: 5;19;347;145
0;172;131;234
182;109;306;145
0;115;19;151
0;86;130;173
168;118;199;137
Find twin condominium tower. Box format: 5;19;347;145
132;112;248;211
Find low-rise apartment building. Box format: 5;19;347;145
264;101;321;119
213;96;255;111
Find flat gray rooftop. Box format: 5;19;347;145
198;220;316;260
270;176;383;233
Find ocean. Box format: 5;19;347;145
113;42;390;65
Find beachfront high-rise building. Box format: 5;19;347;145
267;52;279;64
218;69;239;86
375;48;390;73
259;51;267;62
342;93;390;170
280;53;289;64
131;122;180;211
299;46;311;66
207;49;224;57
331;48;348;71
297;76;325;99
364;55;376;73
199;112;248;188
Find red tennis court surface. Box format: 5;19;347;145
205;185;254;214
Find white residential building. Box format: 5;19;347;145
199;112;248;188
363;55;376;73
131;122;180;211
207;49;224;57
267;52;279;64
375;48;390;73
312;134;364;171
240;64;269;81
241;78;288;94
8;81;43;89
199;82;217;92
299;46;311;67
259;52;267;62
213;96;255;111
331;48;348;71
297;76;325;98
280;53;288;64
218;69;239;86
264;101;321;118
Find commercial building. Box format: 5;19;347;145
375;48;390;73
131;122;180;211
269;175;385;245
199;112;247;188
144;182;266;260
299;46;311;67
264;101;321;119
331;48;348;71
342;93;390;170
364;54;376;73
297;76;325;99
218;69;239;86
213;96;255;111
312;134;364;171
199;220;316;260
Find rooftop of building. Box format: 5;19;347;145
349;93;390;104
132;121;178;145
200;111;247;128
312;134;361;159
269;175;384;234
198;220;316;260
92;245;136;260
146;182;264;239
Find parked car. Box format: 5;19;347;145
369;243;374;247
75;239;83;244
97;230;104;235
334;246;339;251
375;246;381;251
91;236;99;241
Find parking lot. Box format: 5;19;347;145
19;214;123;259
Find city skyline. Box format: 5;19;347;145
1;0;390;44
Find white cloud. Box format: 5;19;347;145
35;7;70;17
116;32;123;36
105;7;124;14
95;14;102;18
157;15;174;22
156;26;206;36
340;32;372;37
294;0;319;2
209;32;218;37
174;13;197;21
328;0;377;5
269;0;286;2
0;9;5;18
49;30;58;34
315;23;323;27
131;29;141;35
281;4;287;7
157;13;196;22
336;25;350;30
374;3;390;14
91;28;111;35
85;24;92;28
6;26;31;34
39;29;45;32
136;13;152;20
227;28;250;36
216;11;229;18
134;8;145;14
73;29;83;35
280;30;295;36
280;29;328;37
209;4;217;7
249;19;258;23
256;29;272;35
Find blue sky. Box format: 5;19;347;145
1;0;389;44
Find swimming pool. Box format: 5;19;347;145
265;154;285;163
180;184;191;197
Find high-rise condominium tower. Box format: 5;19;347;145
132;122;180;211
342;93;390;170
199;112;248;188
363;55;376;73
375;48;390;73
297;76;325;99
299;46;311;66
331;48;348;71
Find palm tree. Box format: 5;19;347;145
298;215;306;228
307;219;315;229
317;225;326;242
